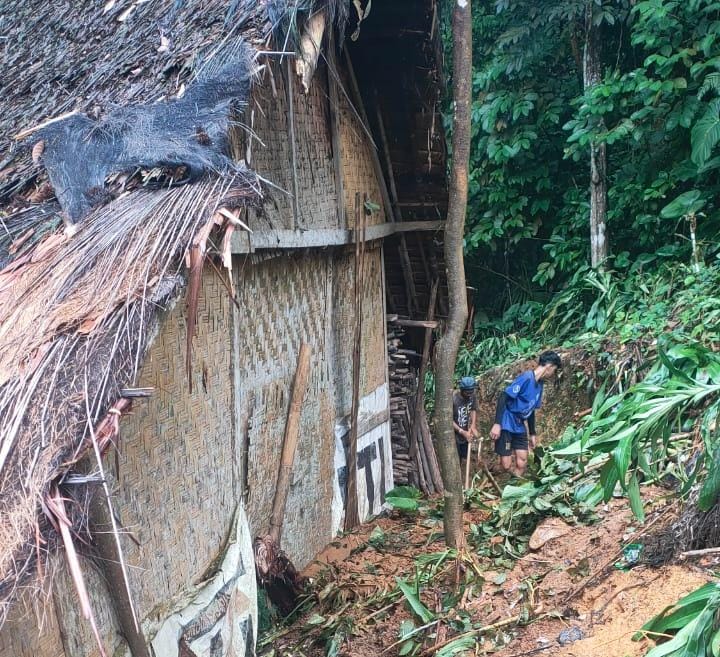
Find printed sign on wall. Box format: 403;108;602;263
149;506;257;657
332;383;394;534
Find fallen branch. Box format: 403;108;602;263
482;464;502;495
381;619;440;654
504;645;554;657
679;546;720;559
568;457;609;484
418;611;558;656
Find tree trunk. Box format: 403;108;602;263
432;0;472;550
583;1;608;268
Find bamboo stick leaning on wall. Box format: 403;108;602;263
255;342;312;614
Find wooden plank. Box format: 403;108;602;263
230;220;445;253
392;319;438;329
338;408;391;439
269;343;312;543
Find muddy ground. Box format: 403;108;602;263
262;479;714;657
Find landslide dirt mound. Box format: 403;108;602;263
263;488;712;657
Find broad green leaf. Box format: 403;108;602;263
691;99;720;167
436;636;476;657
386;496;420;512
710;628;720;657
387;486;422;499
642;584;720;634
600;460;619;502
396;579;434;624
612;431;635;485
627;473;645;522
698;450;720;512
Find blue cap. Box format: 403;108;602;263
459;376;476;390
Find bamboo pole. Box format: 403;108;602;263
326;29;345;229
286;58;300;230
345;193;367;530
269;343;312;543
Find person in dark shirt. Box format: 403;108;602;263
490;351;562;477
453;376;479;469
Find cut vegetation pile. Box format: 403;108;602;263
264;332;720;656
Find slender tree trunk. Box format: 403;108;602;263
583;1;608;268
432;0;472;550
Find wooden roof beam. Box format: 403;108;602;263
231;220;444;253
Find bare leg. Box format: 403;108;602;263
500;455;513;472
513;449;529;477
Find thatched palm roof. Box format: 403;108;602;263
0;0;348;629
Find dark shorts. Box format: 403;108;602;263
495;430;528;456
455;434;468;459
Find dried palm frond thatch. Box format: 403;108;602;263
0;169;261;624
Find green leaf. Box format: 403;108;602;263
711;628;720;657
660;190;705;219
307;613;326;626
386;486;422;512
691;99;720;167
396;579;435;624
642;584;720;634
627;473;645;522
398;620;416;639
436;636;476;657
698;452;720;511
386;486;422;499
386;496;420;512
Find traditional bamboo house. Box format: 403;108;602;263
0;1;447;655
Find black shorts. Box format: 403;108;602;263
495;430;528;456
455;434;468;459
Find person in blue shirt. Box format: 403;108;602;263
490;351;562;477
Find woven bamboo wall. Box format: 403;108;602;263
244;58;340;231
337;70;387;228
235;251;336;564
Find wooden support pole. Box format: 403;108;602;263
327;29;345;229
345;193;367;531
286;58;301;230
269;343;312;543
344;49;419;317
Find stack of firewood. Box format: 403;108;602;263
388;329;416;485
388;328;443;494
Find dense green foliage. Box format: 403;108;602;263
462;0;720;324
